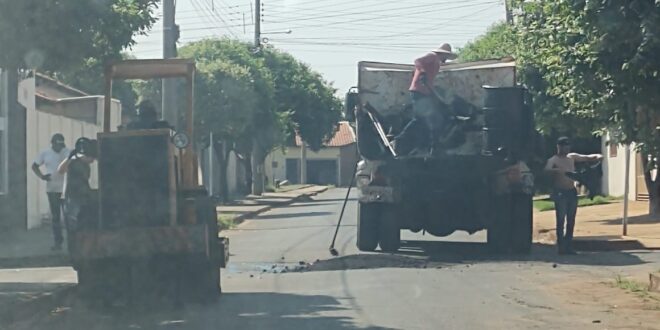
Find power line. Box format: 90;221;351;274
264;1;498;26
269;2;500;31
264;0;488;17
190;0;240;38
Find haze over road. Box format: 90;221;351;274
7;189;660;330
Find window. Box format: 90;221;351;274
0;69;7;194
609;142;618;158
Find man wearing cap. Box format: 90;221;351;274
545;137;603;254
126;100;173;130
31;133;70;250
396;43;458;155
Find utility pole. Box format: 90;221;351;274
504;0;513;24
254;0;261;47
623;144;631;236
162;0;179;128
300;142;307;184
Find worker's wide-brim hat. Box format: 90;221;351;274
432;43;458;60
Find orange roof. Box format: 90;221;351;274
295;121;356;147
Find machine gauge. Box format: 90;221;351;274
172;132;190;149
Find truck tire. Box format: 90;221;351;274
378;205;400;253
357;203;379;251
487;194;512;253
510;193;533;254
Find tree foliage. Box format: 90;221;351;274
166;39;342;195
262;48;342;151
512;0;660;213
0;0;158;70
459;23;518;62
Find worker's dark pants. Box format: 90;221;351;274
552;188;578;250
396;92;441;151
63;198;83;254
47;192;64;246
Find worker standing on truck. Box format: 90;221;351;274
395;43;457;156
544;137;603;255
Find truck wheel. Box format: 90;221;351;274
378;206;400;253
357;203;379;251
510;193;533;254
487;194;512;253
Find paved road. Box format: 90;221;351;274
6;189;660;329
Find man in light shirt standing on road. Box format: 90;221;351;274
545;137;603;255
31;133;70;251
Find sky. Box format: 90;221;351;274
129;0;507;94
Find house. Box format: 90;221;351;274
266;121;358;187
601;133;654;201
0;69;25;232
0;70;121;231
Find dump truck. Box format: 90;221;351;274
346;59;536;253
67;59;228;303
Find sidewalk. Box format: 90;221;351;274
534;200;660;250
0;226;69;268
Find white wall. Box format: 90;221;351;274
21;78;121;229
601;134;636;200
266;146;341;185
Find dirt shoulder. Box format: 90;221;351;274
534;200;660;249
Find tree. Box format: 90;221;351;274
194;60;259;202
459;23;518;62
513;0;660;215
262;48;343;151
0;0;158;71
178;39;282;196
173;39;342;196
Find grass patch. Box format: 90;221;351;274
218;214;238;230
533;195;619;212
615;275;648;293
614;275;660;302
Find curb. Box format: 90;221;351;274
220;186;331;229
1;285;75;325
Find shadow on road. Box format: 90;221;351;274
597;214;660;226
400;241;649;266
13;292;397;330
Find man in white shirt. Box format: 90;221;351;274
544;137;602;254
31;133;70;250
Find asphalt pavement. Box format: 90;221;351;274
5;188;660;330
